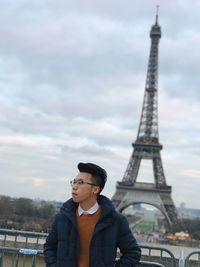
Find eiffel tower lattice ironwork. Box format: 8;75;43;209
112;11;183;232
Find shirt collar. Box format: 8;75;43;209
78;202;99;216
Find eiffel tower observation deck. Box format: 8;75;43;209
112;9;184;233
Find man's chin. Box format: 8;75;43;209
72;196;79;203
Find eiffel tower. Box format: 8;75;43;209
112;10;183;232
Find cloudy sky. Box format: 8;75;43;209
0;0;200;209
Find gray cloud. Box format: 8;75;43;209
0;0;200;209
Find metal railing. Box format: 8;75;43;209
0;229;199;267
1;245;200;267
138;261;166;267
0;246;43;267
0;228;47;249
140;245;177;267
184;251;200;267
0;246;167;267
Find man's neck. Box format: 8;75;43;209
79;199;97;211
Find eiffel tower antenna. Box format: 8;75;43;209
156;5;159;24
112;13;184;233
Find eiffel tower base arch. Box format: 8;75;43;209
112;182;182;233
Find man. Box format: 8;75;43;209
44;162;141;267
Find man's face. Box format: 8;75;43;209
71;172;100;205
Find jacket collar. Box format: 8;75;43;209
78;202;99;216
60;195;116;225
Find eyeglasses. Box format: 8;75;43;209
70;179;98;187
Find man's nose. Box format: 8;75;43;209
72;184;78;190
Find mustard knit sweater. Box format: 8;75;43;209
76;209;100;267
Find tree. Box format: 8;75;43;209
0;196;13;218
13;197;37;217
37;202;56;219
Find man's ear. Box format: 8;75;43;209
93;186;100;195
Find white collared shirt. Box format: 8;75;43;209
78;202;99;216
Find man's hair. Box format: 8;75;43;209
77;162;107;192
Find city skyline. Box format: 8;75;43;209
0;1;200;209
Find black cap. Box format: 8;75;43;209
77;162;107;191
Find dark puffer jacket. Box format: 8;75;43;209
44;195;141;267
